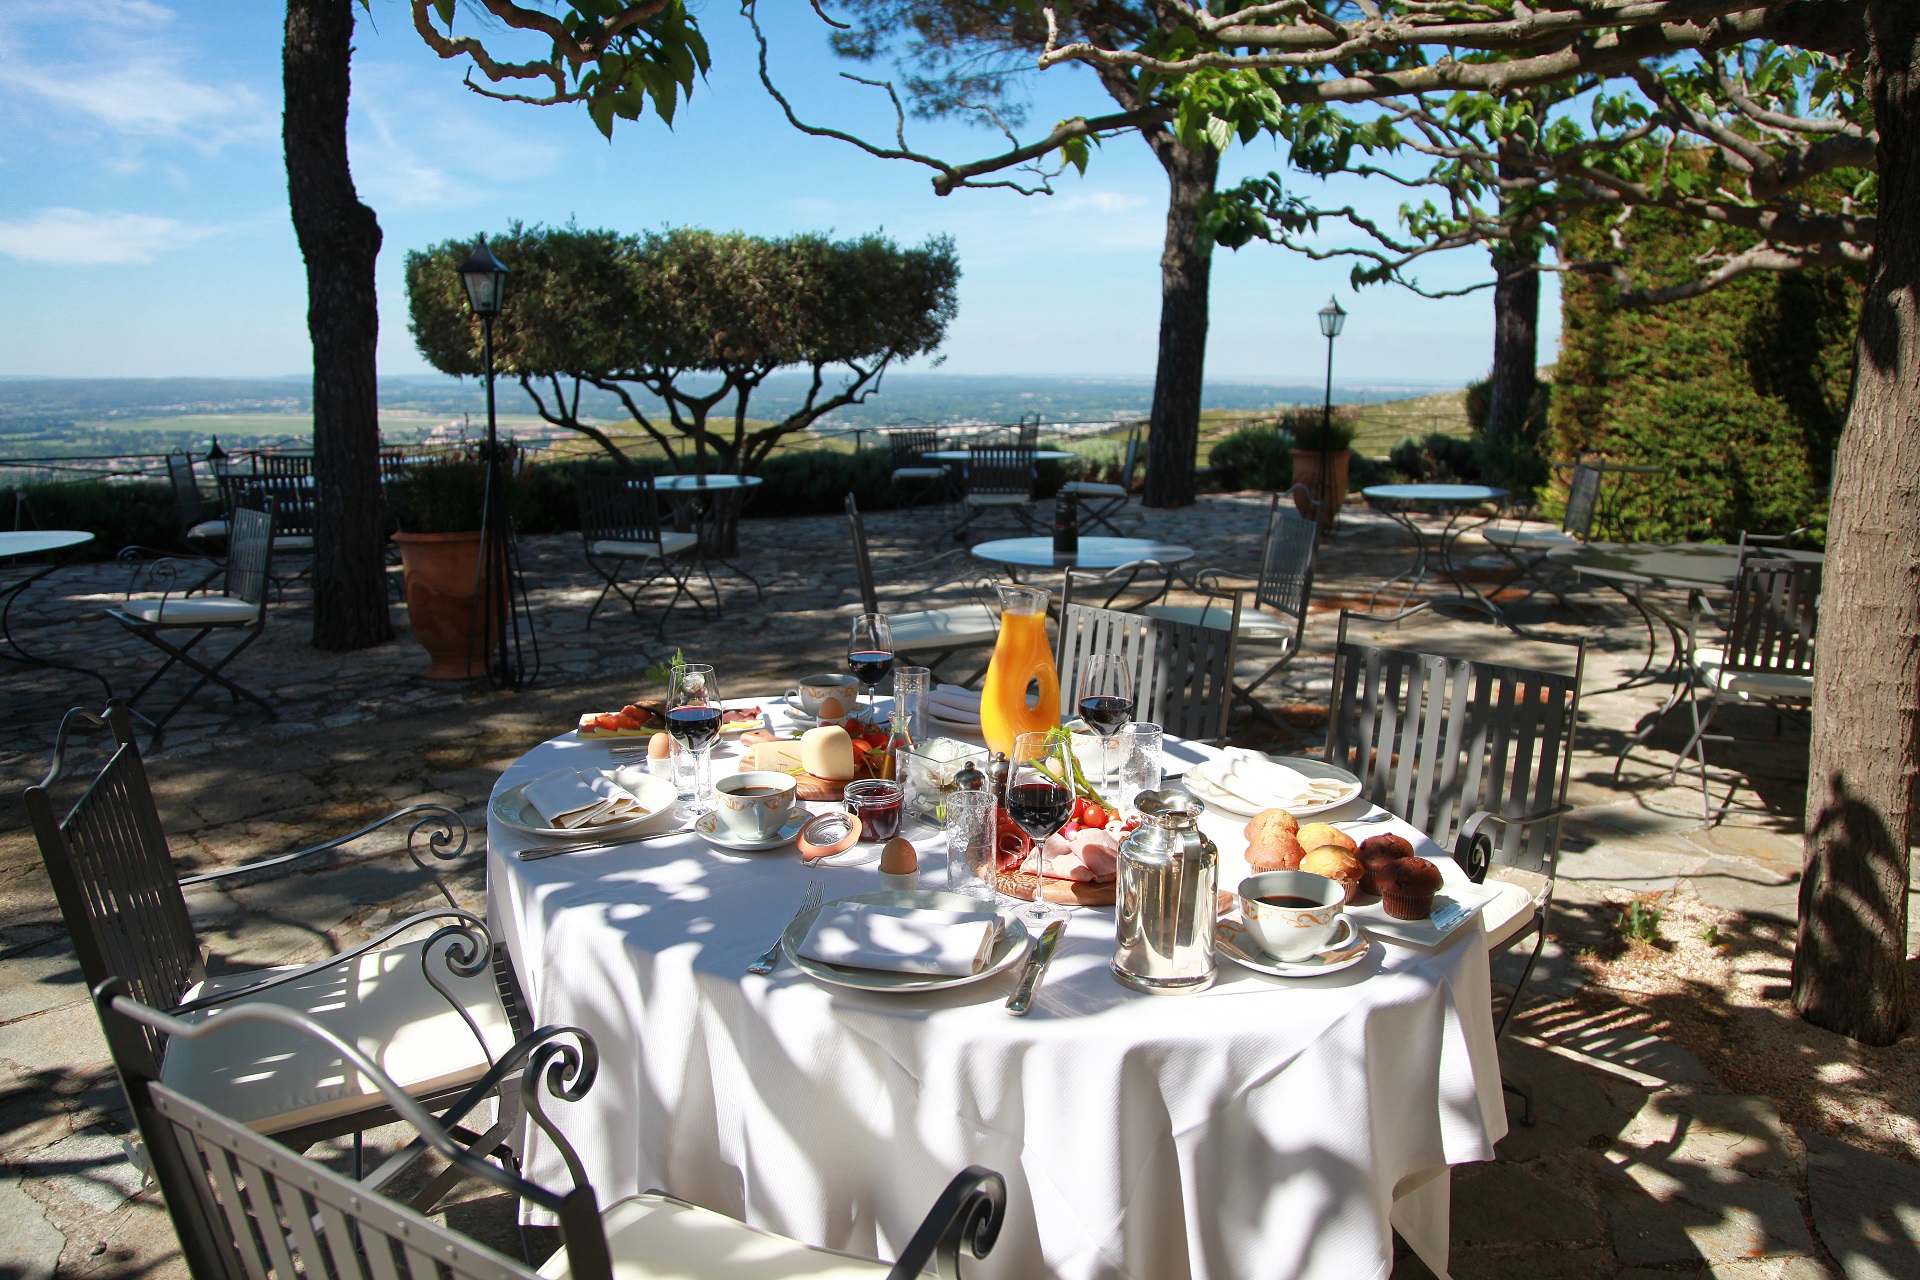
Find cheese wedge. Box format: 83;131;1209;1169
749;739;807;772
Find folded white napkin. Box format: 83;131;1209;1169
797;903;1002;976
1194;749;1351;810
522;768;651;830
929;685;982;722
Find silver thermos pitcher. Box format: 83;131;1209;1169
1112;790;1219;994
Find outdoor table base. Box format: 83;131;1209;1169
0;530;115;701
655;475;766;601
1361;484;1511;619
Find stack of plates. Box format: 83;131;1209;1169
926;685;983;734
1182;749;1362;818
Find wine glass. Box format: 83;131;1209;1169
666;663;722;814
847;614;894;719
1076;654;1135;791
1009;730;1077;927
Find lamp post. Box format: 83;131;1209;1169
1315;296;1347;531
458;237;540;690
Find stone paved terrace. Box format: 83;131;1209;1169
1;493;1915;1280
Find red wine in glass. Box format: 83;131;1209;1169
1078;695;1136;737
665;705;723;751
1006;781;1074;840
848;650;894;688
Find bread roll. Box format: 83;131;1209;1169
799;726;858;780
1296;822;1357;854
1243;808;1300;844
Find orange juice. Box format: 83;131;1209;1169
981;587;1060;757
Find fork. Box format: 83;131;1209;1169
746;882;823;976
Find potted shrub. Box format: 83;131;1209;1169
387;459;490;680
1286;406;1360;530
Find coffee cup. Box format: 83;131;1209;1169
1238;870;1358;961
714;771;798;841
788;673;860;719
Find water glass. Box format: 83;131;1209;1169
893;666;931;741
943;789;995;898
1117;722;1164;814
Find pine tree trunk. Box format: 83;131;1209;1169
1141;139;1218;509
285;0;391;651
1791;0;1920;1046
1486;240;1540;446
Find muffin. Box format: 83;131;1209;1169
1295;823;1357;854
1375;856;1445;920
1244;808;1300;845
1246;830;1306;873
1355;833;1415;896
1298;846;1364;902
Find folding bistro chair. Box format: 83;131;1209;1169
26;700;527;1188
97;986;1009;1280
106;505;275;735
1480;460;1602;606
1142;498;1319;727
887;427;952;510
576;473;713;640
1326;611;1585;1123
1056;430;1141;534
950;445;1040;540
847;494;1000;685
1056;602;1240;744
166;452;228;550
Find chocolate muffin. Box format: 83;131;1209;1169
1375;856;1445;920
1355;833;1415;896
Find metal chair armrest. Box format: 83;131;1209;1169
179;803;469;906
884;1166;1008;1280
168;908;491;1016
1452;805;1574;883
118;551;222;601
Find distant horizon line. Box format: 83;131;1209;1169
0;370;1466;390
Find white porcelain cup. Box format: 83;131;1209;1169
714;771;798;841
1239;870;1358;960
787;673;860;719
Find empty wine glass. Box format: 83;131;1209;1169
1076;653;1135;791
1009;730;1077;927
666;663;722;814
847;614;894;718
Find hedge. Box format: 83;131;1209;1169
7;480;179;558
1549;203;1858;542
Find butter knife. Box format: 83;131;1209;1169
1006;919;1066;1016
515;824;695;861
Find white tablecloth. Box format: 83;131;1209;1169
487;711;1506;1280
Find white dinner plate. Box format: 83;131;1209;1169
1182;754;1363;819
1346;880;1503;947
780;890;1032;993
927;707;984;735
694;809;807;852
491;769;680;842
1215;912;1374;978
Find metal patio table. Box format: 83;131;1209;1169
652;473;765;593
1361;484;1511;617
921;449;1076;464
1;530;113;698
970;534;1195;608
1548;541;1825;694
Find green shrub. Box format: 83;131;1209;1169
1208;424;1294;491
8;479;178;557
387;459;488;533
1389;432;1482;483
1278;404;1358;453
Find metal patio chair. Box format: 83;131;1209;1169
1326;611;1585;1122
847;493;1000;686
1056;602;1240;744
576;474;712;640
887;427;951;510
166;452;227;551
1480;461;1602;606
1142;497;1319;727
1055;429;1141;535
106;504;276;735
26;701;527;1187
97;988;1009;1280
215;470;314;595
950;445;1040;540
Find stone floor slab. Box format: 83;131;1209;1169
1805;1133;1920;1280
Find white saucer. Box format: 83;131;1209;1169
694;809;807;852
1215;913;1374;978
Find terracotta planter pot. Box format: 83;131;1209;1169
1289;448;1353;532
393;531;488;681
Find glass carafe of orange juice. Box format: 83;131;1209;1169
980;585;1061;757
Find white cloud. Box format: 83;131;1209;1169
0;208;213;265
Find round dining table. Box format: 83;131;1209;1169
0;529;112;697
487;701;1507;1280
923;449;1076;464
1361;484;1511;618
651;473;766;574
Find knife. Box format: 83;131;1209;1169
515;824;696;861
1005;919;1066;1016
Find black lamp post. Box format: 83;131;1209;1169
458;237;539;690
1315;296;1347;530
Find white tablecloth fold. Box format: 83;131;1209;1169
521;768;650;829
797;903;1001;976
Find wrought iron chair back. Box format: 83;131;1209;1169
1254;503;1319;625
1721;556;1820;678
888;428;940;466
847;493;883;615
1057;603;1239;743
1563;463;1602;538
223;505;273;607
964;445;1036;499
577;473;667;546
1016;420;1040;448
166;453;205;529
253;452;313;479
1326;614;1584;869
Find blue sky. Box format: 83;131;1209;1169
0;0;1556;385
